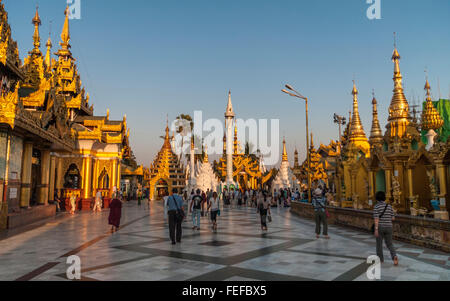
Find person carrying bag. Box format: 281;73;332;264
167;188;184;245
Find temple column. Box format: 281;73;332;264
435;163;449;220
117;161;122;191
407;168;415;209
92;159;98;195
81;156;92;210
368;170;375;203
38;149;51;205
111;159;118;196
19;142;33;208
48;155;56;203
343;163;350;199
56;156;63;198
385;169;392;202
351;172;357;197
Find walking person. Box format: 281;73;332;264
201;190;207;217
108;193;122;233
69;193;77;215
182;190;189;220
257;191;271;231
373;191;398;266
163;194;169;224
93;190;103;212
167;188;184;245
312;187;329;239
54;191;62;212
190;189;202;230
208;192;220;232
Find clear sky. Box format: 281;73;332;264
4;0;450;167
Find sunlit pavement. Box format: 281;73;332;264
0;200;448;281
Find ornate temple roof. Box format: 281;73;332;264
421;79;444;131
149;124;185;186
0;0;23;78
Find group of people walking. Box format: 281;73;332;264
62;182;400;267
164;187;279;245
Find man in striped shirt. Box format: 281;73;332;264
373;191;398;266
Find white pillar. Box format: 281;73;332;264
190;143;195;184
226;117;234;185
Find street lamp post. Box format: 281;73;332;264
333;113;346;153
333;114;346;195
282;85;311;204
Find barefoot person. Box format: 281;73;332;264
312;187;329;239
373;191;398;266
108;193;122;233
69;193;77;215
190;189;202;230
167;188;184;245
208;192;220;232
257;191;271;231
93;190;103;212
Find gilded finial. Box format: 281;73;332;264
348;81;367;142
421;79;444;131
225;90;235;118
45;20;53;70
31;6;42;55
60;6;70;49
282;137;288;162
204;144;209;163
106;109;110;120
370;90;383;146
386;35;410;138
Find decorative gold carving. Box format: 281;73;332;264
0;81;18;128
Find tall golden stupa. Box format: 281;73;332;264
334;43;449;218
148;122;185;200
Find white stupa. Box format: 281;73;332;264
272;138;300;192
194;146;220;192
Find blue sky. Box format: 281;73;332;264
4;0;450;167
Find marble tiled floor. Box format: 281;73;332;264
0;201;448;281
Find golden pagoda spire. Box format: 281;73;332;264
56;6;72;58
31;6;42;55
421;79;444;131
44;35;52;70
386;34;410;137
348;81;368;142
282;137;288;162
204;144;209;163
163;117;171;150
61;6;70;46
369;90;384;146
